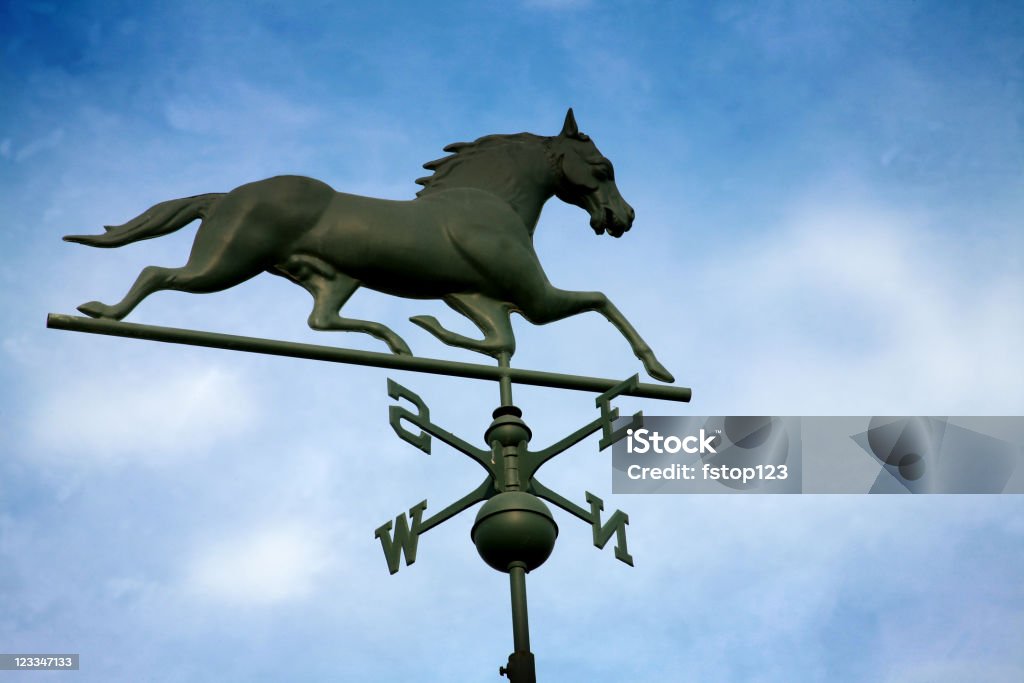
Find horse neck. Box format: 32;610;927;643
436;139;557;236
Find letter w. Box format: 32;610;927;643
375;500;427;575
585;492;634;566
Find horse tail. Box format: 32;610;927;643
63;193;225;248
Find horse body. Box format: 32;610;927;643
306;187;538;300
66;110;674;382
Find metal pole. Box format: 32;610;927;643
502;561;537;683
498;351;514;407
47;314;692;402
509;562;531;652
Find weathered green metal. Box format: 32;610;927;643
498;351;514;407
530;482;634;566
374;501;428;575
508;562;532;652
46;314;692;403
387;379;432;453
53;110;688;683
378;377;638;574
471;492;558;572
61;109;675;384
379;378;638;683
503;562;536;683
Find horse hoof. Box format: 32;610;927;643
77;301;110;319
645;359;675;384
409;315;438;331
390;339;413;356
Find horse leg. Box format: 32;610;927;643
76;258;263;321
409;293;515;360
517;286;675;383
76;198;282;320
274;254;411;355
77;265;175;320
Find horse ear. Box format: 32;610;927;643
560;108;579;138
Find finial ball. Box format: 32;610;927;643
471;492;558;572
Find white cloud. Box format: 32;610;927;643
687;199;1023;413
29;363;258;464
13;127;65;162
183;522;333;606
163;81;321;136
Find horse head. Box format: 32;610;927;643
549;109;635;238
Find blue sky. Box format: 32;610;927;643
2;1;1023;681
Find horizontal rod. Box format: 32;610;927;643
46;314;691;403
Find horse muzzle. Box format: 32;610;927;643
591;206;633;238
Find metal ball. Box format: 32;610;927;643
471;492;558;573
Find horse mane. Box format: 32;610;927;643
415;133;549;197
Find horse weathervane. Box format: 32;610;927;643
48;108;691;683
63;108;673;384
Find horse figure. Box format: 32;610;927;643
65;109;674;383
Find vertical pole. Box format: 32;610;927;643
509;561;531;653
498;351;513;408
501;560;537;683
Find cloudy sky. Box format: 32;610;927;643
2;1;1022;681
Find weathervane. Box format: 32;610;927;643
49;109;691;682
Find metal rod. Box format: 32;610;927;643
501;561;537;682
498;351;514;407
47;314;692;402
508;561;531;654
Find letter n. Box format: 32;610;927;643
375;500;427;575
585;492;634;566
